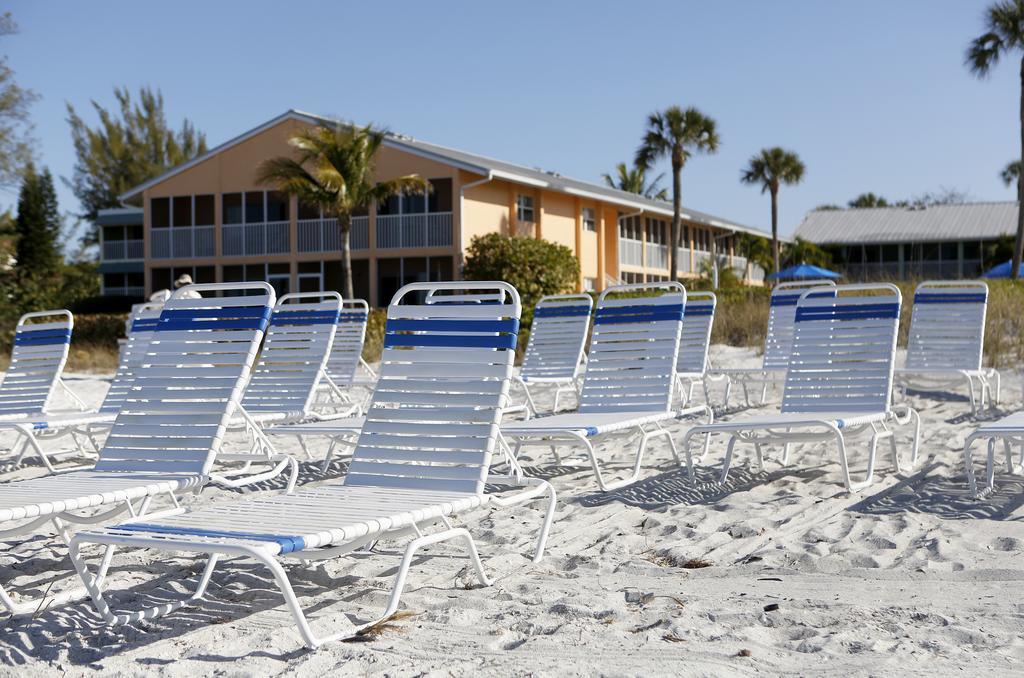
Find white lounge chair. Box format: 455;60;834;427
213;292;359;489
0;310;86;421
706;280;837;408
266;288;520;469
67;281;555;648
0;282;274;615
0;302;163;474
961;414;1024;497
319;298;376;410
894;280;1000;412
509;293;592;417
680;284;921;493
675;291;716;407
501;282;713;492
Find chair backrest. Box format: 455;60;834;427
325;299;370;385
781;284;901;415
904;280;988;372
346;282;520;496
676;291;716;375
241;292;341;415
424;289;508;305
0;310;73;417
94;283;275;475
578;282;685;415
763;280;838;369
520;293;592;381
101;302;164;414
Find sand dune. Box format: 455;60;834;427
1;347;1023;676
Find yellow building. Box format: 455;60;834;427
98;110;769;306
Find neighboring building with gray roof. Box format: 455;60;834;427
795;202;1018;280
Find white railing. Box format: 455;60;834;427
376;212;453;249
101;285;145;298
645;242;668;270
619;238;643;266
102;239;144;261
151;226;215;259
296;217;369;252
222;221;290;256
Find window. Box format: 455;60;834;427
223;193;243;224
428;178;453;213
172;196;192;227
376;256;454;307
941;242;959;261
403;191;426;215
245;192;264;223
582;208;596;232
195;195;215;226
151;198;170;229
267;191;289;222
298;261;323;293
516;194;535;222
298;200;320;220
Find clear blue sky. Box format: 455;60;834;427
3;0;1018;240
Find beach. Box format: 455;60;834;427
1;345;1023;676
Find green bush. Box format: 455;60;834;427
462;233;579;335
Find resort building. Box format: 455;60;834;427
99;110;769;306
795;202;1019;280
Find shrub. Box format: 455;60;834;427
462;233;579;334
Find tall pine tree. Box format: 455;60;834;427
15;164;62;283
66;86;207;244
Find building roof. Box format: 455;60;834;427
96;206;144;227
795;201;1019;245
120;109;776;240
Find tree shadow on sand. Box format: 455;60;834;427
847;462;1024;521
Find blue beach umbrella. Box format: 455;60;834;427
767;263;841;281
983;260;1011;279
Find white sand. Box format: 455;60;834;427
2;348;1024;676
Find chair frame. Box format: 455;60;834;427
0;282;275;616
706;280;838;408
503;282;713;492
509;292;593;417
680;284;921;493
894;280;1000;413
67;281;555;648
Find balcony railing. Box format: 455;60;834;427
101;285;145;298
222;221;290;256
296;217;369;253
645;242;668;270
151;226;215;259
376;212;452;249
619;237;642;266
102;239;144;261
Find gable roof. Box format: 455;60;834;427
795;202;1019;245
121;109;774;239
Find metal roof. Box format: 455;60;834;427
795;202;1019;244
120;110;775;240
96;206;144;226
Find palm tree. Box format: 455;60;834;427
601;162;668;200
967;0;1024;278
258;124;427;299
784;236;832;268
740;147;806;274
1002;159;1022;187
635;106;720;280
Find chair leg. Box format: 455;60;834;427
720;435;740;483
